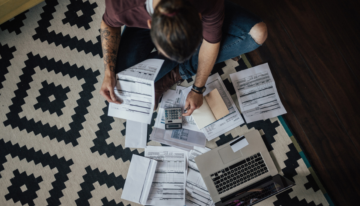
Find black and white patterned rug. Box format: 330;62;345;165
0;0;333;205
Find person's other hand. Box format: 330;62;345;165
183;90;203;116
99;75;122;104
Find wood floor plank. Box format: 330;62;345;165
307;0;360;82
235;0;360;205
272;0;360;153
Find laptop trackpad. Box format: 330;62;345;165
218;145;243;164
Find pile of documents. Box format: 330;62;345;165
108;59;164;149
150;73;246;151
121;146;215;206
113;61;287;206
108;60;286;150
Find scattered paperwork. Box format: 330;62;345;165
108;59;164;124
150;89;207;151
145;146;187;206
230;63;286;123
186;147;215;206
181;73;245;141
121;155;157;205
191;88;229;129
125;120;147;148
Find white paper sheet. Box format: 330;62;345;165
150;108;206;151
125;120;147;148
145;146;187;206
121;155;157;205
160;88;201;132
186;147;215;206
230;63;287;123
108;59;164;124
185;190;215;206
181;73;245;141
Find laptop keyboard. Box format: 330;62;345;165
210;153;268;194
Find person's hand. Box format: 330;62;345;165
183;90;203;116
99;74;122;104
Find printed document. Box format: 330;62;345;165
230;63;287;123
186;147;215;206
149;89;207;151
180;73;245;141
125;120;147;148
108;59;164;124
121;155;157;205
145;146;187;206
150;108;206;151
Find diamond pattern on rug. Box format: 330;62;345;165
5;170;43;206
0;0;330;205
0;139;74;205
3;53;100;146
62;0;98;30
33;0;102;56
34;81;70;116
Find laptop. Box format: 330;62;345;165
195;130;295;206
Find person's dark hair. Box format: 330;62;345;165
151;0;202;63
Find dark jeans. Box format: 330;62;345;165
115;1;262;82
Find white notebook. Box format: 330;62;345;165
191;88;229;129
121;155;157;205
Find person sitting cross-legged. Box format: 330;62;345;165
99;0;267;115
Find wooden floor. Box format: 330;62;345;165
233;0;360;205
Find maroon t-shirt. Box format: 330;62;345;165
103;0;224;43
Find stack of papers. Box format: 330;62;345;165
150;88;207;151
108;59;165;148
150;73;245;145
230;63;286;123
176;73;245;141
119;62;286;206
122;147;213;206
145;146;188;206
108;59;164;124
186;147;215;206
121;155;157;205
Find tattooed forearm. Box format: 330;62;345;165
100;21;121;74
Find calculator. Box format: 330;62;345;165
164;108;182;130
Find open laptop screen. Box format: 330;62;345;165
219;175;294;206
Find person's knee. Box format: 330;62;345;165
249;22;268;45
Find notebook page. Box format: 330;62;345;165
191;98;216;129
204;88;229;120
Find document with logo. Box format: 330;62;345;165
108;59;164;124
